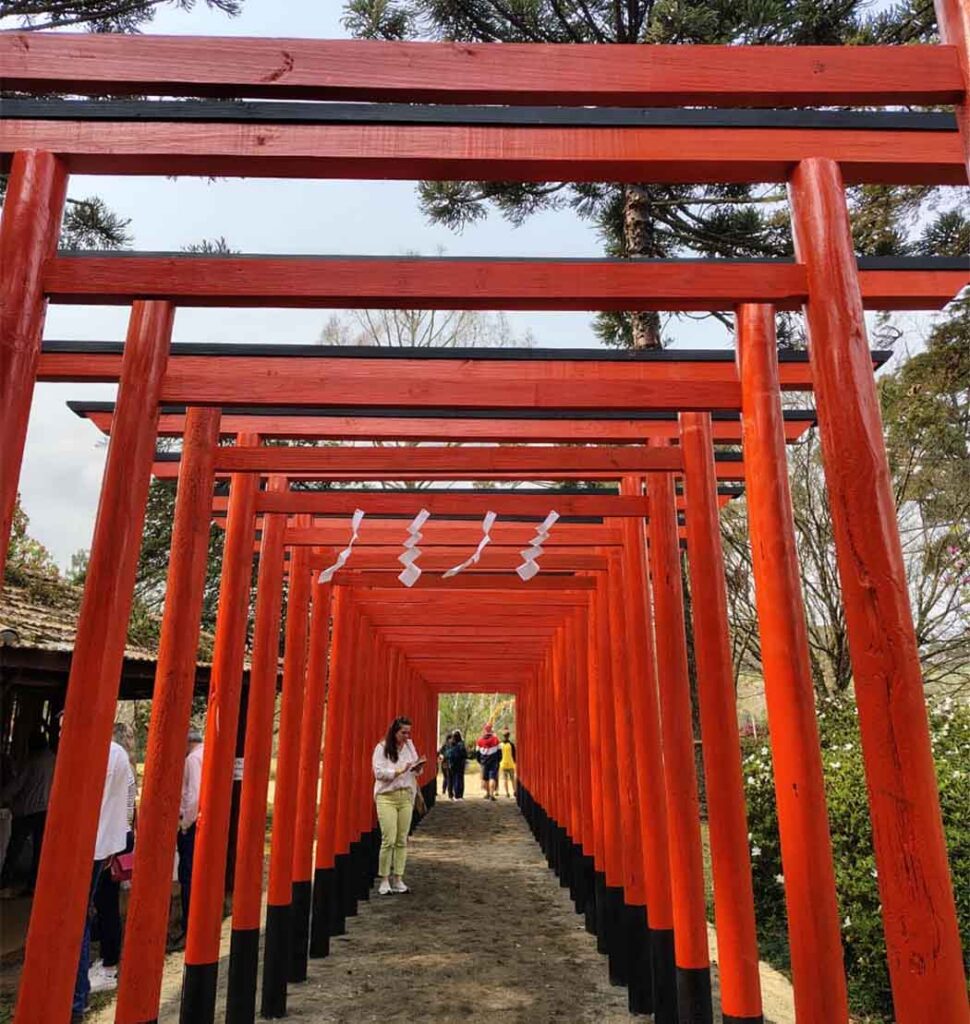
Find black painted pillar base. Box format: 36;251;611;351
340;846;359;917
368;827;380;881
593;872;609;953
226;928;259;1024
626;906;654;1016
309;866;333;958
179;961;218;1024
356;837;372;901
676;965;715;1024
557;828;572;890
605;886;629;987
260;902;291;1019
568;842;584;909
649;926;679;1024
582;855;596;923
328;855;348;936
722;1016;765;1024
289;879;312;983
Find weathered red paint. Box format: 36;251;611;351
680;411;762;1020
115;407;221;1024
15;301;173;1024
0;150;67;580
788;158;968;1022
736;304;848;1021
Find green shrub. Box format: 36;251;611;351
742;692;969;1021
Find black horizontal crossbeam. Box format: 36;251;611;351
2;98;957;132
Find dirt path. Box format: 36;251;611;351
91;796;795;1023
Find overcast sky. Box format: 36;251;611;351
11;0;926;566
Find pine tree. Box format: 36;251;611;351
342;0;963;348
0;0;241;33
0;1;244;247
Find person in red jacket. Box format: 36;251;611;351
476;723;502;802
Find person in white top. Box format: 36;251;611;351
372;716;426;895
176;727;204;940
89;722;139;994
72;731;135;1021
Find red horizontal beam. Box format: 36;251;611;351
40;256;966;310
152;458;743;484
214;444;683;475
351;590;588;606
4;121;963;186
139;410;808;444
254;491;650;518
48;352;748;409
341;573;596;590
1;35;961;107
283;522;623;547
161;364;741;412
43;256;803;310
306;550;607;571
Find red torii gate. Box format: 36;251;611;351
0;12;968;1024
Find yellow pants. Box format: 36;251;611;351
375;788;414;878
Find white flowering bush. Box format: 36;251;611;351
741;692;969;1021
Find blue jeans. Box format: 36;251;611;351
177;824;196;934
73;860;106;1015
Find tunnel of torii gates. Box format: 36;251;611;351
1;15;969;1024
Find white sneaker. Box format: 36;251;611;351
390;878;409;894
378;878;392;896
88;963;117;993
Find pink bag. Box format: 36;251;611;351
108;850;134;883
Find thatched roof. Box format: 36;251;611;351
0;569;158;662
0;568;223;699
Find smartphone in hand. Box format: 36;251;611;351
411;756;428;772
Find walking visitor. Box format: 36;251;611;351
72;726;134;1022
499;729;517;799
476;723;502;801
175;726;203;945
445;729;468;799
372;716;426;895
437;730;454;798
88;722;138;994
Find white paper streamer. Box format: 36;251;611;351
442;511;497;579
516;511;560;581
398;508;431;588
317;509;365;583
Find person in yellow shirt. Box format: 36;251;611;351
499;729;517;799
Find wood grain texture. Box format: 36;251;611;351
213;444;683;475
158;359;745;411
789;157;968;1021
39;256;966;311
42;255;806;309
114;407;221;1024
737;304;848;1020
0;35;961;106
89;409;812;444
253;490;649;518
0;151;68;582
15;301;173;1024
3;120;964;186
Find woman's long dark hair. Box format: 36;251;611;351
383;716;412;762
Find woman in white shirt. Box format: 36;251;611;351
372;716;426;895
